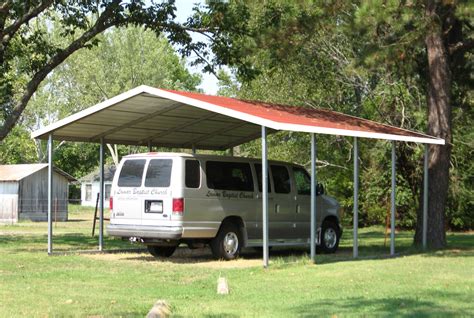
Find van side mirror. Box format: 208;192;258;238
316;183;325;196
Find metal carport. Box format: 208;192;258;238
32;85;444;267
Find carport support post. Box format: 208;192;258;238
47;134;53;255
262;126;269;268
99;138;105;251
353;137;359;258
390;141;396;256
310;133;317;263
422;144;429;250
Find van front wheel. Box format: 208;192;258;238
211;223;243;260
319;220;340;254
147;245;177;258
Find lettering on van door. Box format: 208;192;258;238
206;190;254;200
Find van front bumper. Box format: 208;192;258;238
107;224;183;240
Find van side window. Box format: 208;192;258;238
118;159;146;187
145;159;172;187
293;167;311;195
254;164;272;193
185;160;200;188
206;161;254;191
271;165;291;194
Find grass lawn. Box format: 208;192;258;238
0;206;473;317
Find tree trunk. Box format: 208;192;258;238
414;1;452;248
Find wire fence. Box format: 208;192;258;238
0;196;109;223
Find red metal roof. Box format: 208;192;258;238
31;85;444;147
164;89;436;140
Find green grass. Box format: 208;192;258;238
0;207;473;317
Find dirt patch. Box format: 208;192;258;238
82;247;263;269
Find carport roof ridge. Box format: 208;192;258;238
31;85;445;147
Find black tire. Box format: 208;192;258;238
210;222;243;260
318;220;340;254
147;245;177;258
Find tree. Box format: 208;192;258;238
0;0;204;141
14;25;200;177
194;1;473;246
353;0;473;248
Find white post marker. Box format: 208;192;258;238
261;126;269;268
390;141;396;256
99;138;105;251
353;137;359;258
310;133;317;263
47;134;53;255
423;144;429;250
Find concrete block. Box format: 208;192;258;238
217;277;229;295
146;300;170;318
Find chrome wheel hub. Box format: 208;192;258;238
224;232;239;255
324;228;337;249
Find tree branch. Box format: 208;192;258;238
190;47;220;79
0;1;12;13
0;5;118;140
449;38;474;54
1;0;54;44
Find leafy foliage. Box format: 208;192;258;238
213;1;473;230
3;25;201;179
0;0;204;139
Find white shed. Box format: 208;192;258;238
0;164;76;223
80;165;115;207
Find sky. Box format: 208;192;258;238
174;0;220;95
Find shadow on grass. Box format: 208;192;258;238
62;219;88;223
291;291;473;317
121;245;421;266
1;229;472;265
0;233;133;253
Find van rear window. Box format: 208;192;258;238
118;160;146;187
145;159;172;187
206;161;254;191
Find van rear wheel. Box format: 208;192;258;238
211;222;243;260
147;245;177;258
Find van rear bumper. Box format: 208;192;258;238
107;224;183;240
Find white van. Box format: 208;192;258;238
107;152;343;260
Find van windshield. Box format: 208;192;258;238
118;159;146;187
145;159;172;187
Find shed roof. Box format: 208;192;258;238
0;164;76;182
80;165;116;183
31;85;444;148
